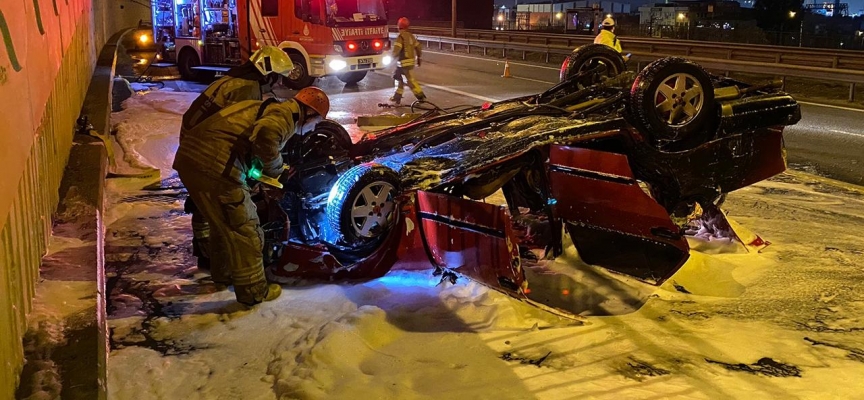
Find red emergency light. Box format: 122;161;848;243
373;40;383;49
347;42;357;51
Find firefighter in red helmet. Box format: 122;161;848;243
172;87;330;306
181;46;295;280
390;17;427;105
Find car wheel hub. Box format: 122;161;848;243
288;65;304;80
654;72;703;127
350;182;396;238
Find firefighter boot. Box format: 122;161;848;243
389;93;402;105
237;283;282;306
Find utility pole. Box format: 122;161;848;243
452;0;457;37
799;17;804;47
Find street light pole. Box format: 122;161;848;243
799;18;804;47
451;0;457;37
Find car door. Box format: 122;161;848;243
414;191;525;296
547;145;689;285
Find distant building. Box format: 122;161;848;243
803;0;850;17
506;1;631;31
638;4;692;27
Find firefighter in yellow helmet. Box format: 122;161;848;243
173;87;330;306
181;46;294;279
594;17;629;60
390;17;427;105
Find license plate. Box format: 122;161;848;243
358;58;373;64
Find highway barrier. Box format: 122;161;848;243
396;27;864;102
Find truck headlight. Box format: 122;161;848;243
329;59;347;71
382;56;392;66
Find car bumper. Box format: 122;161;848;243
313;54;392;76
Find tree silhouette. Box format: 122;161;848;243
754;0;803;30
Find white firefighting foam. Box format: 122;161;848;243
98;90;864;399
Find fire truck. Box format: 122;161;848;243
151;0;393;87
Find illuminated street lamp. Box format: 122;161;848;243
678;12;686;20
556;12;563;19
789;10;803;47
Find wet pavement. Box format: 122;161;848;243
130;47;864;187
98;55;864;398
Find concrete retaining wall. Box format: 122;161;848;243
0;0;141;397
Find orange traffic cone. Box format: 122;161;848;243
502;59;512;78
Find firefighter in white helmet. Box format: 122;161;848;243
173;87;331;306
180;45;294;283
594;17;629;60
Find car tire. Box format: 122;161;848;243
325;163;400;247
178;48;201;81
337;71;368;85
628;57;716;151
283;53;315;90
559;44;626;83
296;119;353;162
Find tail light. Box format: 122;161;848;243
560;58;569;80
347;42;357;51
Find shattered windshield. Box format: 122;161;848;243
326;0;387;23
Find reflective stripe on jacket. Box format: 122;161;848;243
181;76;262;139
173;99;299;184
594;30;622;53
393;30;422;67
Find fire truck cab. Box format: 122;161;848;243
152;0;392;87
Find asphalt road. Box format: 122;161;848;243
157;48;864;186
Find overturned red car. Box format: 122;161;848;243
255;51;800;318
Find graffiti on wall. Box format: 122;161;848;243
0;0;60;79
0;10;23;73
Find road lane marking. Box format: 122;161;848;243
790;123;864;138
373;70;501;102
827;128;864;137
423;83;501;103
424;52;864;113
424;50;562;71
798;101;864;113
511;76;557;84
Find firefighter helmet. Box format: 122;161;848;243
250;46;295;78
397;17;410;30
601;17;616;28
294;87;330;118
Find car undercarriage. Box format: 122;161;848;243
253;49;801;318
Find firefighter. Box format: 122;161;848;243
173;87;330;306
594;17;629;61
390;17;426;105
182;46;294;277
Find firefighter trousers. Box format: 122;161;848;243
184;198;213;272
393;66;425;101
177;169;269;304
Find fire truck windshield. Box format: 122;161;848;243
326;0;387;24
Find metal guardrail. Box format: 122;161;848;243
393;27;864;101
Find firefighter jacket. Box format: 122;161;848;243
393;30;422;68
594;30;623;53
173;99;300;184
181;76;262;139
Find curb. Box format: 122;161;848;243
17;29;131;400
